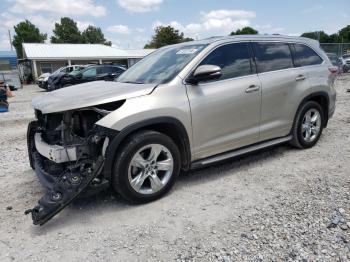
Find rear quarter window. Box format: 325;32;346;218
252;42;293;73
292;44;323;67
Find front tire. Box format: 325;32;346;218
112;130;181;203
27;121;38;170
290;101;324;149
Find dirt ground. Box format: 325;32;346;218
0;75;350;262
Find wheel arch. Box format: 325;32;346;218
295;91;330;128
103;117;191;181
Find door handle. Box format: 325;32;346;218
245;85;260;93
295;75;306;81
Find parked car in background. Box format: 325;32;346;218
47;64;125;91
340;54;350;73
37;65;85;90
326;53;341;73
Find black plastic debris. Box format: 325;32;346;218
25;157;104;226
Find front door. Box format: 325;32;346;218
186;42;262;160
81;67;98;83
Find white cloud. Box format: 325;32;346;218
201;10;256;20
0;34;12;50
255;24;285;34
76;21;94;31
0;12;22;30
107;25;131;34
9;0;107;17
0;12;94;39
152;9;256;38
118;0;163;13
200;9;255;33
202;18;250;32
0;12;55;34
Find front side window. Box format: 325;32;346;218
197;42;255;82
118;44;207;84
292;44;323;67
252;42;293;73
82;67;97;78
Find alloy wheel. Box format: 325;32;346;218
128;144;174;195
301;108;322;143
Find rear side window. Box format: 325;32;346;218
97;66;109;74
198;42;255;82
252;42;293;73
111;67;125;74
292;44;323;67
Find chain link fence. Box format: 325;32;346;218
320;43;350;57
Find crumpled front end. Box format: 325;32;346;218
26;106;119;225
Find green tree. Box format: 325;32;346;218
144;26;193;49
51;17;83;43
230;26;258;35
82;25;111;45
328;33;340;43
338;25;350;42
301;31;331;43
12;20;47;58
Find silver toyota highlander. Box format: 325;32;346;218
26;35;337;225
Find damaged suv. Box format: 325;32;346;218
27;35;337;225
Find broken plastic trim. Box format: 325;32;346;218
25;155;104;226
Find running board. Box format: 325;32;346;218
191;135;292;169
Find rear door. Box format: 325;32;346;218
252;42;310;141
186;42;261;160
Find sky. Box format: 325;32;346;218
0;0;349;51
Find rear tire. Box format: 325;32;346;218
112;130;181;203
290;101;324;149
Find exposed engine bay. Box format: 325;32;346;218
26;103;122;225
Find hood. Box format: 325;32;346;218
32;81;157;114
38;73;50;79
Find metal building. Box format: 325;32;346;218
22;43;155;79
0;51;17;71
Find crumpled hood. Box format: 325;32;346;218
38;73;50;80
32;81;156;114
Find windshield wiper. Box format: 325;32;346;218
121;81;144;84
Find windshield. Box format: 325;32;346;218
117;44;207;84
52;67;64;75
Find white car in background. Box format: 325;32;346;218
340;54;350;73
37;65;85;89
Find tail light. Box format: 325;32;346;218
328;67;338;75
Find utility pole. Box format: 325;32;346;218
8;30;13;51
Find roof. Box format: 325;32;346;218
162;35;320;49
22;43;155;60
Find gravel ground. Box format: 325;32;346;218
0;75;350;262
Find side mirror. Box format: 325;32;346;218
186;65;222;85
109;73;117;78
76;73;83;79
